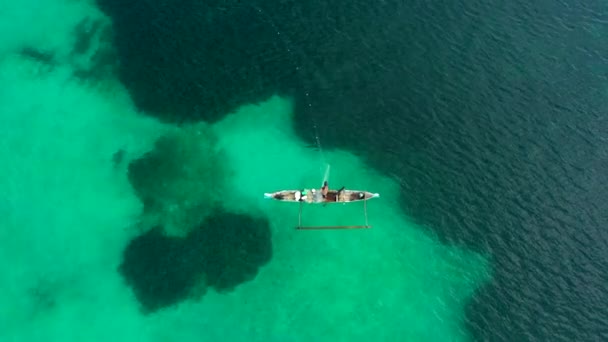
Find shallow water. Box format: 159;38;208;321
2;0;607;341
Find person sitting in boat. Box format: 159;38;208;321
321;181;329;198
320;182;346;201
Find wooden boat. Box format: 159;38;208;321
264;188;379;203
264;186;379;230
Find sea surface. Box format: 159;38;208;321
1;0;607;341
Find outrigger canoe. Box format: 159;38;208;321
264;187;380;230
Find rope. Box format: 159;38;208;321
364;200;369;226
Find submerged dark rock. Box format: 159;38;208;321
126;125;229;237
118;227;203;314
95;0;293;123
119;211;272;314
112;149;125;167
20;47;55;65
189;210;272;292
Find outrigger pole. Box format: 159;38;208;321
296;199;372;230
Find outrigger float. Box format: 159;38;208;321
264;183;380;230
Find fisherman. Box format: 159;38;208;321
321;181;329;198
328;185;344;202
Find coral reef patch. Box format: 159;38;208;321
119;210;272;314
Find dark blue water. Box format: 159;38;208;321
97;0;608;340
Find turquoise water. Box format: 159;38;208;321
0;53;489;339
0;2;489;337
4;0;607;340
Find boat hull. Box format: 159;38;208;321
264;189;379;203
